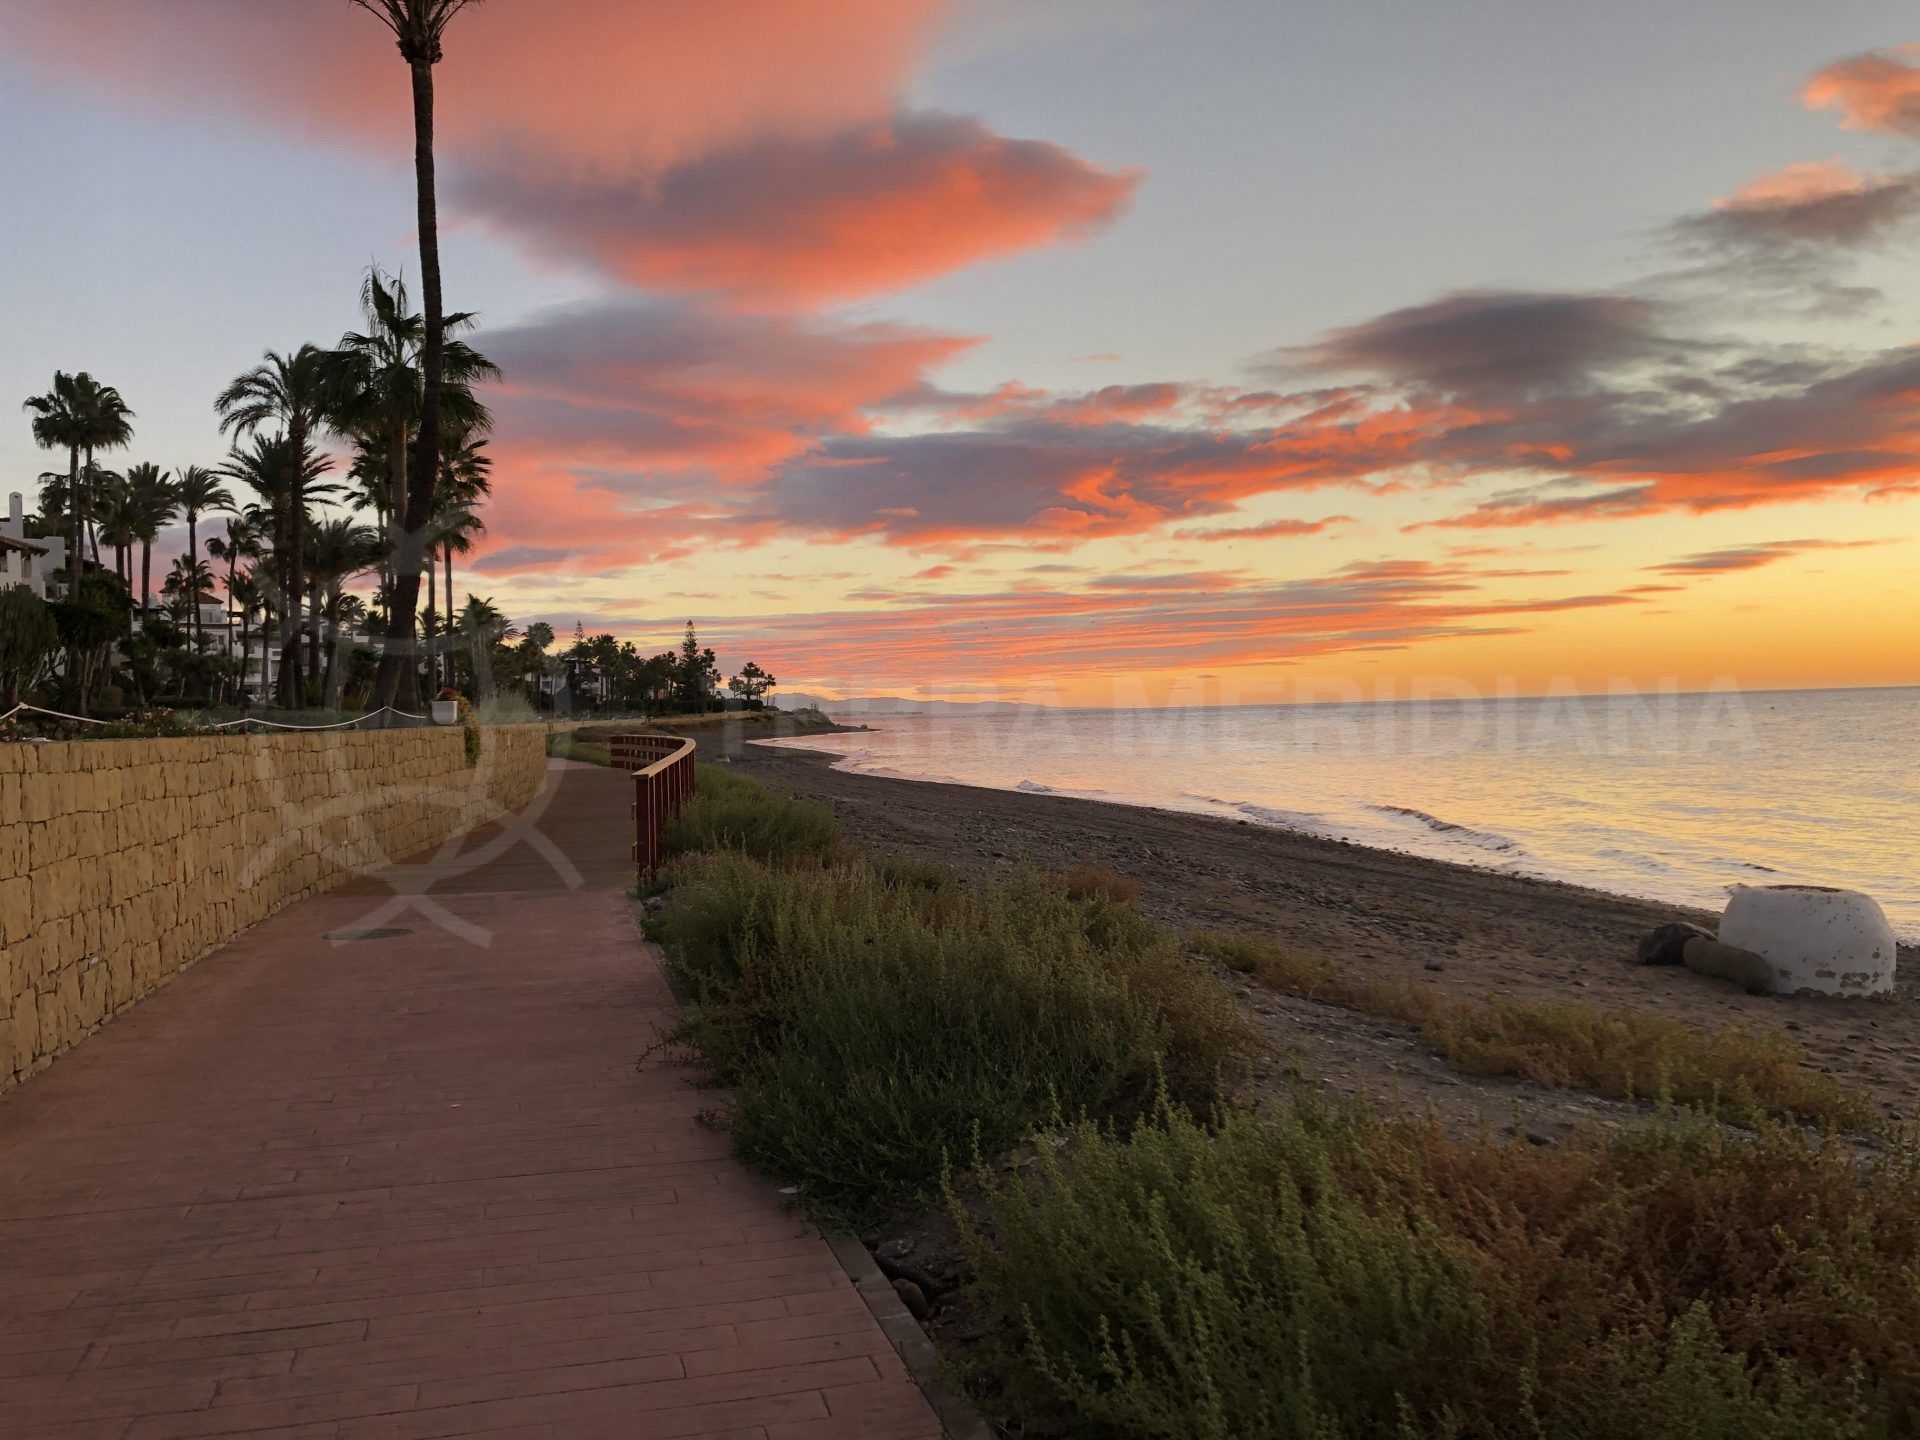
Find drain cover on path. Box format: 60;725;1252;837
323;927;413;943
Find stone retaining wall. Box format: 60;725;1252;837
0;724;548;1090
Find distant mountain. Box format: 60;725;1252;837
778;693;1053;716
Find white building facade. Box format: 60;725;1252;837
1;492;65;599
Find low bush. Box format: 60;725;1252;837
661;763;840;864
960;1095;1917;1439
649;851;1254;1216
1192;929;1874;1130
1062;862;1143;905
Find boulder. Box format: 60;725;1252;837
1718;885;1898;997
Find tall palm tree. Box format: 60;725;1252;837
227;564;271;705
454;592;513;702
307;516;380;709
217;347;335;707
23;371;134;594
172;465;234;655
347;0;485;714
91;467;139;588
326;268;496;708
428;499;485;695
161;553;216;625
205;515;263;702
221;432;337;707
435;427;491;683
124;463;179;622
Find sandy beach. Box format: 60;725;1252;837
725;729;1920;1137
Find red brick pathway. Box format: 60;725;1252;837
0;761;944;1439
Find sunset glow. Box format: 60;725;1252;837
3;0;1917;703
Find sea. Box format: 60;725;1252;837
755;686;1919;939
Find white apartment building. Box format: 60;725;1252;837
0;491;65;599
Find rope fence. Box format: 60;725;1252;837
0;703;431;733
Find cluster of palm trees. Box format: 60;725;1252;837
17;0;494;718
20;268;501;714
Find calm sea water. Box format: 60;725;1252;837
757;687;1919;938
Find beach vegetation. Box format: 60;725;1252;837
661;762;841;864
646;771;1254;1215
958;1093;1917;1439
1062;861;1143;905
1190;929;1874;1129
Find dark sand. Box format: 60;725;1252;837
714;724;1918;1137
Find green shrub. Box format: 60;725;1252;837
0;584;59;710
661;763;839;863
650;853;1253;1215
960;1096;1912;1439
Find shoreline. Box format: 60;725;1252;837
728;733;1920;1128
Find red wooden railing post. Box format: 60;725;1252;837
607;731;696;883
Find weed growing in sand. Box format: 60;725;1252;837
1191;927;1337;991
1191;929;1875;1130
650;844;1253;1215
959;1094;1913;1440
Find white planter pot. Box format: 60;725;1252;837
430;700;459;726
1718;884;1898;997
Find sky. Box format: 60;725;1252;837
2;0;1918;705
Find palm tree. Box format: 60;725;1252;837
221;432;337;707
216;348;336;708
205;515;262;700
435;427;491;683
24;372;134;595
346;0;485;714
307;516;380;709
161;553;216;626
326;268;496;709
124;463;179;622
91;467;136;588
428;503;483;695
172;465;234;655
227;564;270;705
454;592;513;702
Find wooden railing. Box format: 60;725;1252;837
606;733;698;877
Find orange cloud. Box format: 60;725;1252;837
1805;45;1920;138
576;559;1642;687
461;112;1139;308
481;299;977;490
1175;515;1356;542
1;0;940;172
2;1;1137;309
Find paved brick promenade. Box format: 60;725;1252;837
0;760;943;1439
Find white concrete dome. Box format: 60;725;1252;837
1719;885;1899;997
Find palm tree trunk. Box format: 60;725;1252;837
140;540;152;623
370;55;443;720
188;515;202;655
66;444;81;600
83;446;98;568
280;485;306;710
444;545;455;695
308;577;322;684
424;545;437;694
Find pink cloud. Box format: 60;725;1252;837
0;0;940;172
460;111;1139;308
1805;45;1920;138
